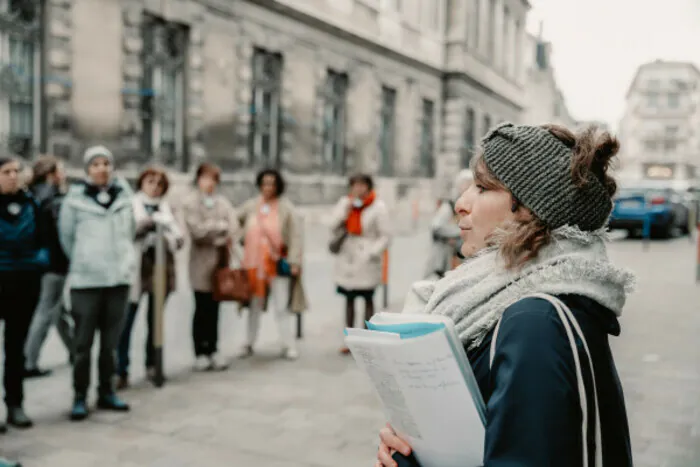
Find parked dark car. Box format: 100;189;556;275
609;185;690;238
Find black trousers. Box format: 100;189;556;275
71;286;129;399
192;291;220;357
0;271;41;407
117;293;158;377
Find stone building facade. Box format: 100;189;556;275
3;0;529;206
618;60;700;182
521;30;576;129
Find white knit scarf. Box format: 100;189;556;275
402;226;636;350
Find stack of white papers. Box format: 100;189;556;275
345;312;485;467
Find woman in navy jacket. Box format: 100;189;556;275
376;123;634;467
0;157;48;432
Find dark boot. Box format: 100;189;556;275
24;367;52;379
70;399;88;422
0;421;6;434
6;407;32;429
96;393;130;412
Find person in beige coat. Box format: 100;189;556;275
329;174;390;354
182;163;239;372
237;169;307;360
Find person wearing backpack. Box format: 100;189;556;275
376;123;634;467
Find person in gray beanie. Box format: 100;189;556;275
377;123;634;467
59;145;134;421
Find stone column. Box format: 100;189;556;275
45;0;74;162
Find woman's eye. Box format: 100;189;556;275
476;184;487;193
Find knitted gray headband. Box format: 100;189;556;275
481;122;612;231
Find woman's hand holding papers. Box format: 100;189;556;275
376;423;412;467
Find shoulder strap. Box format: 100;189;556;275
489;294;602;467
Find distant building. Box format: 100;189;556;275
0;0;530;206
521;27;577;128
618;60;700;181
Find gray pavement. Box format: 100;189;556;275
1;225;700;466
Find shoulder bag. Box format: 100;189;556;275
212;244;251;303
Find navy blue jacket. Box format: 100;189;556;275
393;294;633;467
0;190;49;272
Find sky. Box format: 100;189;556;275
527;0;700;129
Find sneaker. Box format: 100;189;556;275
282;347;299;360
6;407;32;429
70;399;89;421
209;353;229;371
24;367;52;378
194;356;211;372
238;345;254;359
96;393;130;412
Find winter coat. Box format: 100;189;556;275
236;196;308;313
182;189;239;293
330;196;390;291
32;183;70;275
129;192;184;303
0;190;48;273
392;293;633;467
58;178;136;289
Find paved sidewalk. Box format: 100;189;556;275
1;230;699;466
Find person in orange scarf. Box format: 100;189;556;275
329;174;390;354
237;169;303;360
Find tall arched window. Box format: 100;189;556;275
141;14;188;169
0;0;43;158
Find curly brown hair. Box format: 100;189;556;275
471;123;620;269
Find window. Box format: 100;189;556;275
667;93;680;109
0;0;43;158
487;0;496;60
321;70;348;174
502;7;510;70
644;140;658;151
250;48;283;169
418;98;435;177
665;125;679;136
379;86;396;176
482;114;492;136
462;107;476;168
141;16;188;169
664;140;676;151
472;0;481;49
512;19;520;77
648;93;658;107
647;79;660;89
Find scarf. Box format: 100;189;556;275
133;192;182;252
243;198;283;299
346;191;377;235
402;226;636;350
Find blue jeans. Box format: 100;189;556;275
116;294;155;377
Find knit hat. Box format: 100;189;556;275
481;122;612;231
83;145;113;170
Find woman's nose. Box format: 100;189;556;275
454;186;474;215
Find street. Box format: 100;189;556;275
1;224;699;467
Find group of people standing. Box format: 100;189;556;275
0;145;317;441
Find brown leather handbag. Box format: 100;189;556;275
212;245;251;303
